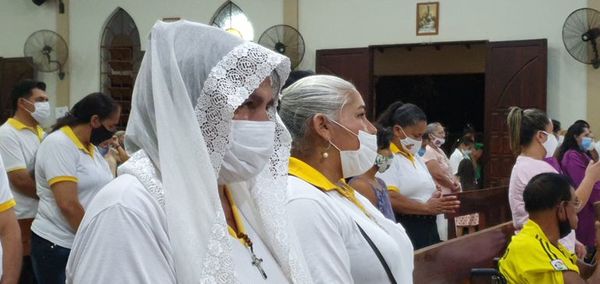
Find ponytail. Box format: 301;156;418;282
376;100;426;128
377;101;405;128
507;107;524;154
506;106;550;155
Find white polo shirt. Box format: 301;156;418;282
32;126;113;249
376;143;437;203
0;156;17;278
0;118;45;219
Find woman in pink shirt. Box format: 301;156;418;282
507;107;600;256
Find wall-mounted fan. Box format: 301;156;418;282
24;30;68;79
258;25;305;70
563;8;600;69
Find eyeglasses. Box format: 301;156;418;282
564;199;582;210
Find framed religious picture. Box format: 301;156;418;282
416;2;439;36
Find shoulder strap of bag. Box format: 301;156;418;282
356;222;397;284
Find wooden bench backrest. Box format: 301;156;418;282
445;186;511;239
414;221;514;284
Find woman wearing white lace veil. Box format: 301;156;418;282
65;20;311;283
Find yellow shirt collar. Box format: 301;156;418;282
7;118;44;141
289;157;370;216
390;142;415;163
60;126;95;158
289;157;338;191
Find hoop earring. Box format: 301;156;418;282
322;142;332;159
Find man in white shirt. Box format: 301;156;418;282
0;80;48;283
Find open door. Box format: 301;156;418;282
315;48;374;118
484;39;547;187
0;57;35;123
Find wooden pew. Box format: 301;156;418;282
445;186;511;239
414;221;514;284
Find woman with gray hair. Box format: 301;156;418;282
280;75;414;283
422;122;472;239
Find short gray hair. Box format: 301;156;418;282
426;122;442;136
279;75;357;143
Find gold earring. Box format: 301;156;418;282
322;142;332;159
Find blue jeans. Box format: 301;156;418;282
30;232;70;284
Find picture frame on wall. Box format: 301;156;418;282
417;2;439;36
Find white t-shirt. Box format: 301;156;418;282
377;143;437;203
287;177;414;284
0;118;44;219
287;158;413;284
67;174;288;283
0;157;17;277
31;126;112;249
449;148;467;175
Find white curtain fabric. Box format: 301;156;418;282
124;20;310;283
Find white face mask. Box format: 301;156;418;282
432;135;445;147
399;126;422;155
218;120;276;184
542;131;559;158
25;100;51;124
330;120;378;178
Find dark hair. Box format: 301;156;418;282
574;120;590;128
282;70;315;90
556;122;589;163
506;106;550;155
552;119;561;134
377;101;427;128
459;135;475;147
377;127;393;150
10;79;46;113
524;173;572;213
52;92;119;132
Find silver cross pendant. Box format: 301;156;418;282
250;249;267;280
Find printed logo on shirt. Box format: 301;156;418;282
551;259;568;271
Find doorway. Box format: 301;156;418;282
316;39;548;186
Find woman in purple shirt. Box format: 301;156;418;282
557;122;600;256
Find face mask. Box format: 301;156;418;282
375;154;393;173
558;135;565;145
418;147;427;157
581;137;594;152
329;120;378;178
399;127;422;155
24;100;51;124
218;120;276;184
98;146;109;157
557;205;573;239
542;131;559;158
91;124;116;146
432;135;445;147
462;149;472;159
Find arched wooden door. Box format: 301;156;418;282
484;39;547;187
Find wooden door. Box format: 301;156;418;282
0;57;35;123
315;48;374;118
484;39;547;187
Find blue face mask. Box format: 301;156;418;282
98;146;109;157
418;147;426;157
581;137;593;151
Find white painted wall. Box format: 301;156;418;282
0;0;58;112
298;0;589;125
69;0;283;104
